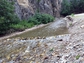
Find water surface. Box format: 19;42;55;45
11;19;69;38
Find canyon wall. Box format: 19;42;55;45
14;0;62;19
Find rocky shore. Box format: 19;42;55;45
0;13;84;63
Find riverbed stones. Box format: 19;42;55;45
0;33;83;63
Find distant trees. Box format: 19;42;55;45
61;0;84;16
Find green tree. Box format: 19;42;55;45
61;0;84;16
0;0;19;35
78;0;84;12
70;0;79;13
61;0;71;16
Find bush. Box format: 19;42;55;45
17;20;34;28
28;13;55;24
11;21;34;31
11;24;25;31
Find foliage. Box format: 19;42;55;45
37;0;41;2
61;0;71;16
11;21;34;31
70;13;74;17
49;48;54;51
76;55;80;60
61;0;84;16
28;13;55;24
0;0;54;35
9;13;54;33
0;0;19;35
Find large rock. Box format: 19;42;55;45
14;0;62;19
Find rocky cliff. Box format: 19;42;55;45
14;0;62;19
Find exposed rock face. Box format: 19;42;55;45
14;0;62;19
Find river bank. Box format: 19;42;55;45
0;24;49;40
0;13;84;63
0;18;62;40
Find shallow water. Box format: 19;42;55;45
11;19;69;39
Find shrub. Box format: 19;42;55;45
76;55;80;60
11;24;25;31
11;21;34;31
28;17;39;25
70;13;74;17
28;13;55;24
18;21;34;28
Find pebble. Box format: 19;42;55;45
0;33;84;63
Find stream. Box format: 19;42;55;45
11;19;69;39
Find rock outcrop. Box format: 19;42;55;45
14;0;62;19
